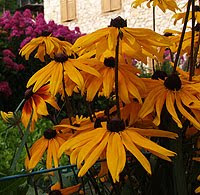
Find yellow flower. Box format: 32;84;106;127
72;16;171;64
172;5;200;25
54;115;93;133
138;74;200;129
0;111;14;123
21;85;60;131
50;182;81;195
84;56;146;103
121;101;142;126
20;35;72;62
25;129;71;170
165;29;200;57
132;0;180;13
58;119;177;183
26;54;101;96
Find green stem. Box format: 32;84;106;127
159;107;189;195
62;63;73;125
58;169;63;188
152;6;156;73
14;99;25;113
189;0;195;81
173;0;192;73
115;32;121;119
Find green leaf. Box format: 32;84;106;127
10;110;33;171
0;177;26;194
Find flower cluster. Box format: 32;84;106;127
0;9;84;111
3;49;24;71
0;9;83;47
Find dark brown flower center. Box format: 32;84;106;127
164;74;182;91
164;32;173;37
41;31;51;37
24;86;34;100
94;118;103;128
73;123;80;127
44;129;57;139
194;23;200;32
152;70;168;80
109;16;127;28
104;57;115;68
49;190;62;195
54;53;68;63
195;5;200;12
107;118;125;132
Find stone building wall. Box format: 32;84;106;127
44;0;187;34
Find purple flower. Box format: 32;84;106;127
3;56;14;65
16;64;25;71
20;37;32;48
2;49;16;58
23;9;32;18
0;81;12;97
25;26;34;36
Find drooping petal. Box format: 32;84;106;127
78;133;109;177
121;131;151;174
28;138;48;169
166;91;182;128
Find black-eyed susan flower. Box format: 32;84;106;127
72;16;171;64
21;84;60;131
54;115;93;133
138;74;200;129
25;129;71;170
132;0;180;13
0;111;14;123
165;28;200;57
84;55;146;104
26;54;101;96
49;182;81;195
58;119;177;183
172;6;200;25
20;34;72;62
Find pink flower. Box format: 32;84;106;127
2;49;16;58
23;9;32;18
3;56;14;66
20;37;32;48
0;81;12;97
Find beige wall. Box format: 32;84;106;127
44;0;187;34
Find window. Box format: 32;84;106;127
60;0;76;22
102;0;121;12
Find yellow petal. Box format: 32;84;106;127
166;91;182;128
121;131;151;174
78;133;109;177
126;130;176;157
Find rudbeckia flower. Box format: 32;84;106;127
54;115;93;133
0;111;14;123
20;34;72;62
120;101;142;126
72;16;171;64
58;119;177;183
21;85;60;131
132;0;180;13
165;28;200;57
172;5;200;25
49;182;81;195
138;74;200;129
25;129;71;170
84;56;146;103
26;54;101;96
